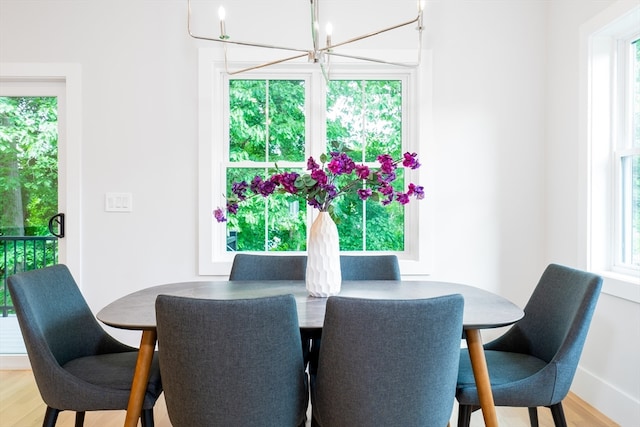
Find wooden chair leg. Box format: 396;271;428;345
141;408;155;427
528;407;539;427
43;407;59;427
549;403;568;427
74;411;85;427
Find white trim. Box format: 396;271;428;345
0;354;30;370
0;63;83;282
573;364;640;426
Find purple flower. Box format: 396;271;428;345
328;152;356;175
402;152;421;170
357;188;372;201
250;176;263;194
213;208;227;222
408;183;425;200
307;157;320;171
259;179;277;196
280;172;300;194
378;184;395;196
396;192;410;205
377;171;396;185
311;169;328;185
226;201;239;214
215;150;425;223
355;165;370;180
377;154;396;174
232;181;249;200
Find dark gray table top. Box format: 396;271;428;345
97;280;523;331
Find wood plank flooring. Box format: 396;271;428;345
0;370;619;427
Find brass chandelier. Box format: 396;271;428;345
187;0;425;79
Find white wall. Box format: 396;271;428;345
1;0;637;424
545;1;640;424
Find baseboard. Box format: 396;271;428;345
0;354;31;370
573;365;640;426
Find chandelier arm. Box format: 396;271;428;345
320;16;421;52
188;33;311;54
223;52;311;75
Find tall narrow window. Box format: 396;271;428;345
616;36;640;271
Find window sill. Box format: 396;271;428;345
595;270;640;304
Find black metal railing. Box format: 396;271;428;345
1;236;58;317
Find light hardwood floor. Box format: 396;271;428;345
0;370;619;427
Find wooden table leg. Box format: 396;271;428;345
464;329;498;427
124;329;157;427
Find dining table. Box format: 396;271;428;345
97;279;524;427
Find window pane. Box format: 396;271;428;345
229;80;306;163
268;80;306;162
229;80;266;162
621;154;640;267
327;80;402;161
225;167;306;252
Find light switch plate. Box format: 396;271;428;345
105;192;133;212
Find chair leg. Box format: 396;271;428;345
141;408;155;427
528;407;539;427
43;407;59;427
549;403;568;427
74;411;85;427
456;404;474;427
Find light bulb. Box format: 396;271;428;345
218;5;226;21
326;22;333;36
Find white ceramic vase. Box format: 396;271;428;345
305;211;341;297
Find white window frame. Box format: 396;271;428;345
579;1;640;303
198;48;433;276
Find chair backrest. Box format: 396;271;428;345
485;263;602;402
312;294;464;427
229;254;307;280
229;254;401;281
7;264;128;403
339;255;401;280
155;294;308;427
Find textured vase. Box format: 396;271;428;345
306;211;341;297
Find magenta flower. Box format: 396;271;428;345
355;164;370;180
402;152;421;169
357;188;373;201
213;208;227;222
214;146;424;223
396;192;410;205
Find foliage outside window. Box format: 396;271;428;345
223;77;409;252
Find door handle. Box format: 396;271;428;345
48;213;65;238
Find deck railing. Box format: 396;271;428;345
1;236;58;317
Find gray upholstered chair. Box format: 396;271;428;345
456;263;603;427
339;254;401;280
311;294;464;427
155;293;308;427
229;253;307;280
7;264;162;427
228;253;401;281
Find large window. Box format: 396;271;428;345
198;53;431;275
223;78;407;252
